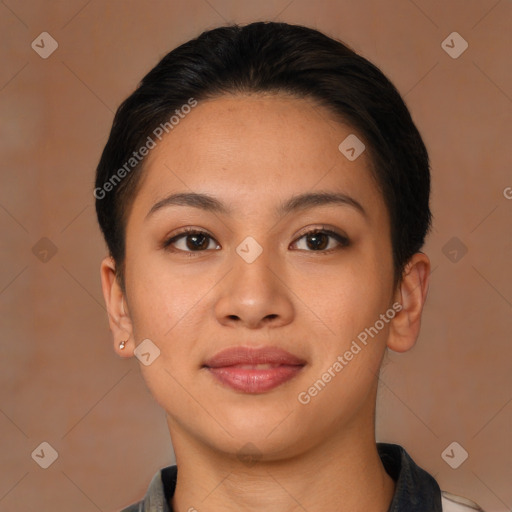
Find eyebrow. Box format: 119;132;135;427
145;191;367;220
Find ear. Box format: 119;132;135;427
387;252;431;353
100;255;134;358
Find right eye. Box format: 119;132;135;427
162;228;221;254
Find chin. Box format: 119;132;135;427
214;411;313;456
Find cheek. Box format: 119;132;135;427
125;251;225;386
125;245;203;337
125;263;206;408
295;250;390;346
295;269;391;416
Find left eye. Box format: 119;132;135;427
292;229;349;252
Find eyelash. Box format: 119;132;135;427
162;226;350;256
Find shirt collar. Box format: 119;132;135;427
377;443;442;511
130;442;442;512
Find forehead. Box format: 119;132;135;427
131;93;387;224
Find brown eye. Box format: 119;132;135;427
292;228;349;252
163;229;220;253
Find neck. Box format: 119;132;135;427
168;419;395;512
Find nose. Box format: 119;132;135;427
214;246;295;330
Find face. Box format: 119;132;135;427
106;93;405;460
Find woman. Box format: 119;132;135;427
95;21;485;512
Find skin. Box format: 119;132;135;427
100;93;430;512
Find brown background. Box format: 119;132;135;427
1;1;511;511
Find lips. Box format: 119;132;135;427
203;346;307;368
203;346;306;393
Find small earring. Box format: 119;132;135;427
119;339;127;350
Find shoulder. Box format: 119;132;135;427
118;464;177;512
119;503;142;512
441;490;486;511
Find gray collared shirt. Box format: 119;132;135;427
120;443;484;512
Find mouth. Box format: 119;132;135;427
203;346;306;394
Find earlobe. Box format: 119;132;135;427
99;256;134;358
386;252;431;353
